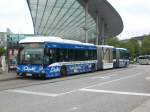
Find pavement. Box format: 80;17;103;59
0;71;18;81
132;99;150;112
0;65;150;112
0;65;18;81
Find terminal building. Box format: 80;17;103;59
14;0;127;76
1;0;124;70
26;0;123;44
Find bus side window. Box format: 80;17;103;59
44;55;49;65
68;49;75;61
59;49;64;62
85;50;89;60
45;48;55;64
49;49;53;59
63;49;68;61
88;50;96;60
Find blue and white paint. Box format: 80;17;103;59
17;60;97;78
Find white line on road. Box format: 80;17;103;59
83;73;141;89
145;77;150;80
6;89;58;97
91;74;117;79
91;76;111;79
54;73;141;96
80;88;150;97
6;73;141;97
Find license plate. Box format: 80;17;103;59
26;73;32;76
10;66;15;68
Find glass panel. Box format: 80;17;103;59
27;0;96;41
103;48;113;63
19;43;44;64
20;48;43;64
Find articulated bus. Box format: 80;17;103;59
113;48;129;68
17;36;129;78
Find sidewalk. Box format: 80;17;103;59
0;71;18;81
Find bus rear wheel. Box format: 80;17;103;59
60;66;67;77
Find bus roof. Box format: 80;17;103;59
19;36;62;43
19;36;95;46
97;45;114;48
116;48;128;51
139;55;150;57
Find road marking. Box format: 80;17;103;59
57;73;141;96
72;107;78;110
91;76;111;79
83;73;141;89
7;89;58;97
6;73;141;97
80;88;150;97
91;74;117;79
145;77;150;80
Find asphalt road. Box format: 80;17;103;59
0;64;150;112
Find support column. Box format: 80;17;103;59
101;18;105;45
103;24;108;44
96;11;99;45
84;0;89;43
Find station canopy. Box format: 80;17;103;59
27;0;123;43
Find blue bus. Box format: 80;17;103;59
113;48;129;68
17;36;128;78
17;36;98;78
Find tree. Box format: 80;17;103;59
105;37;121;47
124;38;140;59
141;36;150;55
106;37;141;59
0;47;6;56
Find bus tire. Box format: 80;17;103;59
41;74;47;80
60;66;67;77
91;64;96;72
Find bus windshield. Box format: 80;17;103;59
139;55;150;60
19;43;44;64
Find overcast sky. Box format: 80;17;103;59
108;0;150;39
0;0;33;34
0;0;150;40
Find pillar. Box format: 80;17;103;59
84;0;89;43
96;11;99;45
101;18;105;45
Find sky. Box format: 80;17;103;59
108;0;150;39
0;0;34;34
0;0;150;40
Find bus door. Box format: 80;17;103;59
102;47;113;69
97;46;103;70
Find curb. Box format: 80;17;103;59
0;72;18;82
0;77;18;82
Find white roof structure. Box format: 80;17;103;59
26;0;123;42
